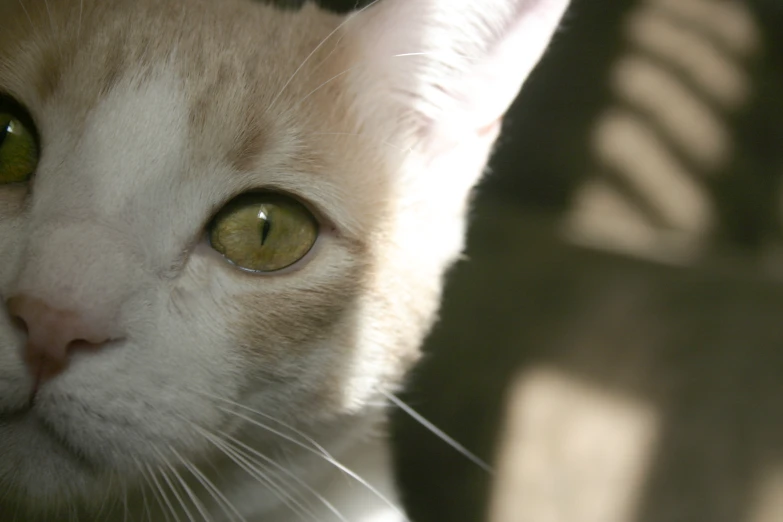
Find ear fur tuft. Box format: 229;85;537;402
347;0;570;138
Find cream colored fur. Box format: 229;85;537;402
0;0;567;520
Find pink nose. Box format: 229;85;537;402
6;294;111;383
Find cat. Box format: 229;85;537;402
0;0;568;520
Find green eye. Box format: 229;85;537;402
208;193;319;272
0;99;39;184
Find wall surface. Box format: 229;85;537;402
391;0;783;521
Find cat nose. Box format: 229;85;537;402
5;294;112;383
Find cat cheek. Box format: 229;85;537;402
228;276;360;361
0;191;27;291
0;185;28;217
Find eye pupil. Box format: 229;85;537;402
260;215;272;246
0;121;9;147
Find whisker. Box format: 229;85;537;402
184;391;408;518
77;0;83;39
146;463;181;522
42;0;54;32
16;1;33;29
290;65;361;109
137;467;153;522
381;390;495;475
290;50;429;114
393;52;436;58
196;426;316;521
287;19;350;93
95;472;116;520
169;448;212;522
94;473;116;519
163;449;212;522
255;451;321;517
218;429;349;522
193;390;333;458
215;404;329;456
225;441;319;522
173;449;247;522
314;446;408;520
137;461;172;522
262;0;384;117
122;482;129;522
213;405;329;457
210;405;407;519
156;461;197;522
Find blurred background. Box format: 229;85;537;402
324;0;783;520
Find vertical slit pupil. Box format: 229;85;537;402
260;216;272;245
0;121;9;147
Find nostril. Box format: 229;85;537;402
66;338;110;355
6;296;29;334
10;314;28;335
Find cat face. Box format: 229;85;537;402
0;0;567;516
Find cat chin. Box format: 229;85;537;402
0;396;392;521
0;414;110;511
0;403;197;513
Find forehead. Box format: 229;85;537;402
0;0;385;239
0;0;341;101
1;0;344;144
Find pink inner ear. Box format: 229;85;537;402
478;117;503;138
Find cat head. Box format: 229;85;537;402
0;0;567;514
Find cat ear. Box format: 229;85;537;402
348;0;570;140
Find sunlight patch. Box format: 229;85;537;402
561;0;759;263
749;465;783;522
488;367;660;522
362;508;409;522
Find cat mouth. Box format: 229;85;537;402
0;403;32;425
0;404;94;469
